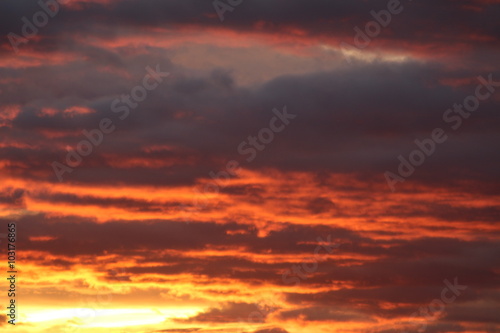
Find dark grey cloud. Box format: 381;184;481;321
1;57;500;192
253;328;289;333
0;187;25;206
278;306;373;322
2;0;499;54
179;302;273;323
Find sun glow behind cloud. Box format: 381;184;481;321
24;307;203;328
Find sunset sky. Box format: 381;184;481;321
1;0;500;332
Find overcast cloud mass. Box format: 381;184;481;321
0;0;499;332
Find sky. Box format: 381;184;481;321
0;0;500;332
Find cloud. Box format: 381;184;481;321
0;314;7;326
2;58;499;191
278;306;373;322
253;328;289;333
1;1;499;332
179;302;271;323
